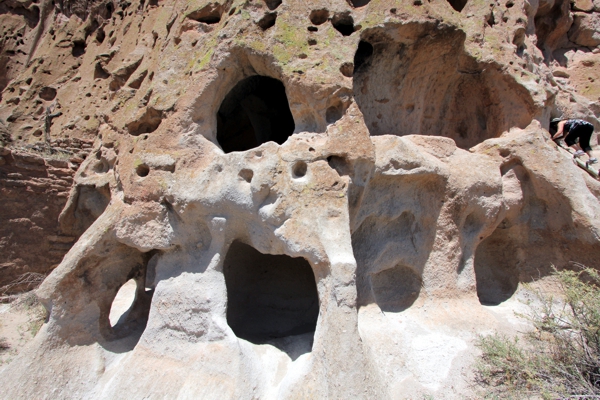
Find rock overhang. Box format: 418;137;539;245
1;0;600;397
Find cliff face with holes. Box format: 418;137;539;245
1;0;600;398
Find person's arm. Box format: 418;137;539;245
552;120;567;139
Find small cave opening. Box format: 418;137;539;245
292;160;307;178
223;241;319;358
264;0;282;10
325;104;343;123
94;62;110;79
340;62;354;77
474;225;520;305
347;0;371;7
309;9;329;25
352;26;534;149
72;40;86;57
217;76;295;153
136;163;150;177
96;28;106;43
447;0;468;12
332;12;356;36
257;12;277;30
39;86;57;101
126;107;163;136
371;264;422;312
187;3;224;24
353;40;373;73
105;2;114;19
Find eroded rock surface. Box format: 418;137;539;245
0;0;600;398
0;143;88;294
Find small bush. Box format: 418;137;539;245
476;266;600;399
0;337;9;351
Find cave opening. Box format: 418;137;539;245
447;0;468;12
223;241;319;357
474;225;520;305
352;26;534;149
217;76;295;153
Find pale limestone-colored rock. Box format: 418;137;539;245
569;12;600;47
1;0;600;398
573;0;595;11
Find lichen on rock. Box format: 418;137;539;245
0;0;600;398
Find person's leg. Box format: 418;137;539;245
580;126;597;163
578;125;594;157
564;131;582;154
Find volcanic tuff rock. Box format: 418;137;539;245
0;0;600;398
0;141;88;294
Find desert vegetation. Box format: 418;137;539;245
476;265;600;399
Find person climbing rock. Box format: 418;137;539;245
550;118;597;164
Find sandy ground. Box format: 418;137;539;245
0;280;136;372
0;281;136;374
0;294;46;371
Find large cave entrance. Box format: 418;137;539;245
353;25;534;149
223;241;319;357
217;76;295;153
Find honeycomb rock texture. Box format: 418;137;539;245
0;0;600;398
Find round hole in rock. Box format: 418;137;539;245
309;9;329;25
136;163;149;177
217;76;295;153
332;12;355;36
340;62;354;77
292;161;307;178
109;279;137;327
223;241;319;358
239;168;253;183
39;86;57;101
371;264;421;312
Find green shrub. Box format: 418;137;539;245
476;266;600;399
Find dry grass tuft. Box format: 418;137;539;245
476;265;600;399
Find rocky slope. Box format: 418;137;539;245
0;0;600;398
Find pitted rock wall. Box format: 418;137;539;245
0;0;600;398
0;146;78;293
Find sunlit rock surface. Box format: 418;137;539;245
1;0;600;398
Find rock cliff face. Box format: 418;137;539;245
0;146;74;294
0;0;600;398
